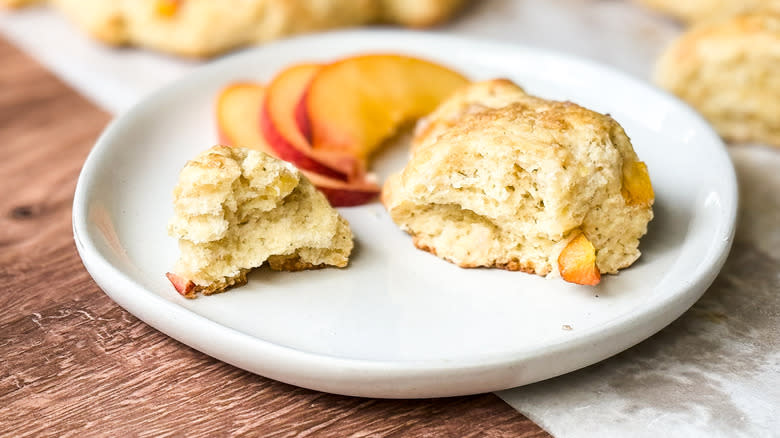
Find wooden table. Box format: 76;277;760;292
0;38;550;437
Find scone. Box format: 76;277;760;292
636;0;780;23
4;0;467;57
383;80;654;284
654;13;780;146
167;145;353;298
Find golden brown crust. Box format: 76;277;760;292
411;235;545;274
412;78;524;150
492;258;548;275
175;253;343;298
195;270;249;297
267;254;323;272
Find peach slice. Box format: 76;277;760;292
261;63;354;180
303;171;379;207
558;232;601;286
166;272;195;298
216;82;267;146
621;160;654;207
216;82;379;206
304;54;469;161
156;0;182;18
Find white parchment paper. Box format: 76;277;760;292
2;1;777;436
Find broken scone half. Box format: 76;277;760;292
166;145;353;298
383;80;654;285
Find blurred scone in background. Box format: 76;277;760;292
0;0;468;56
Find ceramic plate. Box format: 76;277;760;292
72;30;736;398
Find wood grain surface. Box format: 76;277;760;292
0;38;551;437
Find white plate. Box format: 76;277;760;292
72;30;737;398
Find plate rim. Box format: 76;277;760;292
72;29;738;398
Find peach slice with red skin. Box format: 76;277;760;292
558;232;601;286
216;82;379;206
294;90;311;141
261;63;355;180
304;54;470;165
294;89;363;179
166;272;195;297
304;172;379;207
